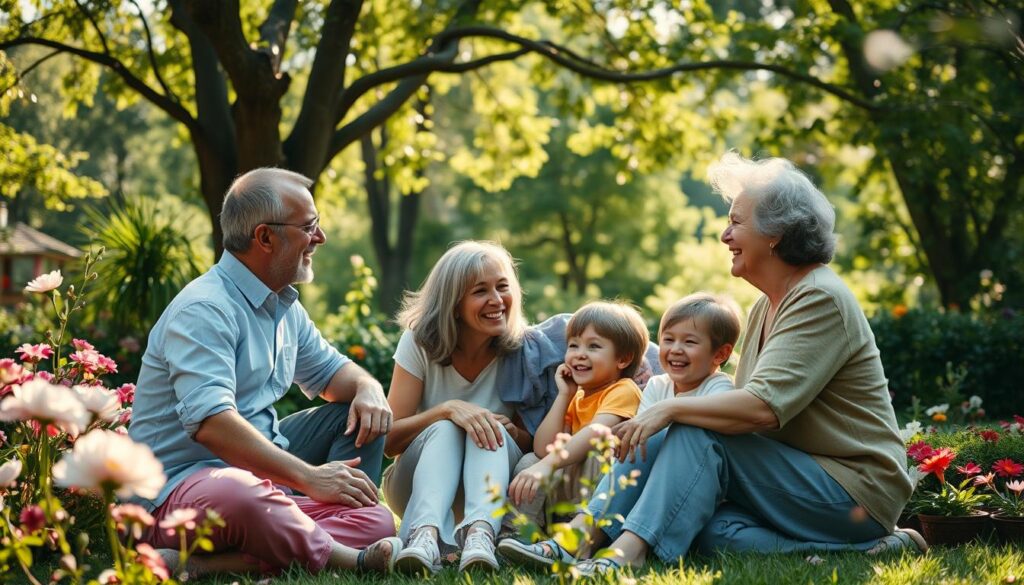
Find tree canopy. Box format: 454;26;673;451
2;0;1021;309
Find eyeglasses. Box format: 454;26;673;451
262;215;320;236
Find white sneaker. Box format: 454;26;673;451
459;528;499;572
395;527;441;575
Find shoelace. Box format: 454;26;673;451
407;529;438;560
463;530;493;552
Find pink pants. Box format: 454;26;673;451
143;467;396;573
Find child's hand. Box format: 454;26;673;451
508;461;554;506
554;363;578;396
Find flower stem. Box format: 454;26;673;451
103;491;125;575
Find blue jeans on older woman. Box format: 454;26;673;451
587;424;889;560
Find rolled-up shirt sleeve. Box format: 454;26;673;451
166;302;240;436
292;301;349;399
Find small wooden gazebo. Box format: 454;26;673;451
0;205;82;305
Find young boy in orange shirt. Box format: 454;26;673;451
504;300;648;528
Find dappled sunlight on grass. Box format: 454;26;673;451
185;545;1024;585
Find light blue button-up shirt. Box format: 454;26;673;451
129;252;349;510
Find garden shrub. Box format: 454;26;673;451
870;308;1024;417
277;256;401;417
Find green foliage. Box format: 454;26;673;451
320;256;401;390
81;197;208;336
870;308;1024;417
0;123;107;211
0;303;51;355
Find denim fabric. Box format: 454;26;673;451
279;402;386;485
588;425;889;560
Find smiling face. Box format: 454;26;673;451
271;184;326;286
564;325;631;391
721;191;775;282
456;258;513;340
658;317;731;393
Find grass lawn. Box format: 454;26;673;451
182;542;1023;585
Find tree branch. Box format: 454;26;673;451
128;0;178;104
258;0;299;73
0;49;61;95
72;0;111;56
433;26;879;110
286;0;362;175
0;37;196;129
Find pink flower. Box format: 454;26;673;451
72;385;120;423
69;350;101;374
15;344;53;364
956;461;982;477
118;337;141;353
111;503;155;539
117;408;132;425
159;508;198;536
1006;480;1024;496
0;359;25;386
24;270;63;293
96;355;118;374
20;504;46;532
95;569;119;584
72;339;95;351
53;430;166;499
0;429;6;445
115;383;135;404
34;371;54;383
0;378;90;436
134;543;170;581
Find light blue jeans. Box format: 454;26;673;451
587;424;889;561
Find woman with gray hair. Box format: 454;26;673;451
382;241;534;574
543;153;921;575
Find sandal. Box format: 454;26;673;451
496;537;574;569
356;536;403;573
576;556;622;577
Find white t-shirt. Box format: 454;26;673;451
393;329;515;417
637;371;734;414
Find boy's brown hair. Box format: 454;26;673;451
566;301;650;379
659;292;742;351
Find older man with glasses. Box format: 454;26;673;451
129;168;400;577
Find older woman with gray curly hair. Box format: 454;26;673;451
530;153;922;576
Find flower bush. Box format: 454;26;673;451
0;250;215;584
903;417;1024;520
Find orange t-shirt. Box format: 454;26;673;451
564;378;642;434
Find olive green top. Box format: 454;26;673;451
736;265;912;530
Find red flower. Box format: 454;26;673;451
993;458;1024;478
978;429;1000;443
907;440;936;462
918;448;956;484
1015;414;1024;426
956;461;982;476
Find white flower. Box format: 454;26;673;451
24;270;64;293
968;395;983;409
0;379;90;436
899;421;923;442
863;30;914;72
53;430;166;499
924;403;949;416
73;385;120;424
0;458;22;487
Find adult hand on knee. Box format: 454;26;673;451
347;388;393;448
614;408;670;463
302;457;379;507
444;400;504;450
